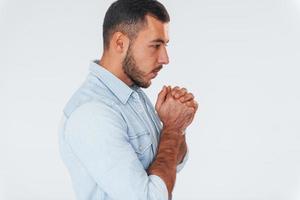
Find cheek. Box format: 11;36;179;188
133;48;157;69
134;46;153;59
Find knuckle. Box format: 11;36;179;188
181;88;187;94
181;88;187;92
186;93;194;98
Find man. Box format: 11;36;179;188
59;0;198;199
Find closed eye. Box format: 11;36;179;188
153;44;161;49
151;43;168;49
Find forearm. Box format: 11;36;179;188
177;134;187;165
147;128;182;197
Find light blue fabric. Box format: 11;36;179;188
58;60;188;200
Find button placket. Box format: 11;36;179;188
132;92;144;114
131;91;157;157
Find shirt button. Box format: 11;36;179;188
139;146;143;150
133;93;139;100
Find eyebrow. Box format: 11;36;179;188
150;39;169;44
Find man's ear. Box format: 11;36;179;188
110;32;130;55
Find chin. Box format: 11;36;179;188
141;83;151;88
140;80;151;88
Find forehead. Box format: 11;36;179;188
135;15;169;43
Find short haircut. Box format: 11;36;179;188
103;0;170;49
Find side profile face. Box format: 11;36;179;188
122;15;170;88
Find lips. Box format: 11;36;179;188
150;66;162;78
150;71;158;79
152;66;162;73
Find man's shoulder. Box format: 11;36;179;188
63;75;120;119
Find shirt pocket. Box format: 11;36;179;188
128;130;152;156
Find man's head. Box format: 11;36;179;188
102;0;170;88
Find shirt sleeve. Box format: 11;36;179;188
64;101;168;200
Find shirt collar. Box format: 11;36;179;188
89;60;135;104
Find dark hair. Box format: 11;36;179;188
103;0;170;49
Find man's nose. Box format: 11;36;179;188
158;47;169;65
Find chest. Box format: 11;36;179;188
119;93;162;169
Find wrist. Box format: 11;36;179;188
162;125;185;136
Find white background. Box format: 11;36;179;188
1;0;300;199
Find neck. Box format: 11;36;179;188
99;52;133;86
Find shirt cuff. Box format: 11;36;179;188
176;147;189;173
149;175;169;200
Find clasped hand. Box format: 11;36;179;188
155;85;198;133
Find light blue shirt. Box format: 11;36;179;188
58;61;188;200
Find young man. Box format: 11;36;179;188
59;0;198;199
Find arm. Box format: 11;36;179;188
147;86;197;197
147;128;182;198
65;102;169;200
169;86;197;170
177;134;187;165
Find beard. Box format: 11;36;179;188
122;45;155;88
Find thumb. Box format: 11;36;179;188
155;86;168;111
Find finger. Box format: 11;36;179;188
184;102;196;115
179;92;194;103
184;100;193;107
166;88;174;99
171;86;180;97
194;100;199;111
173;88;187;99
167;85;172;94
184;99;198;110
167;86;173;98
155;85;168;111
